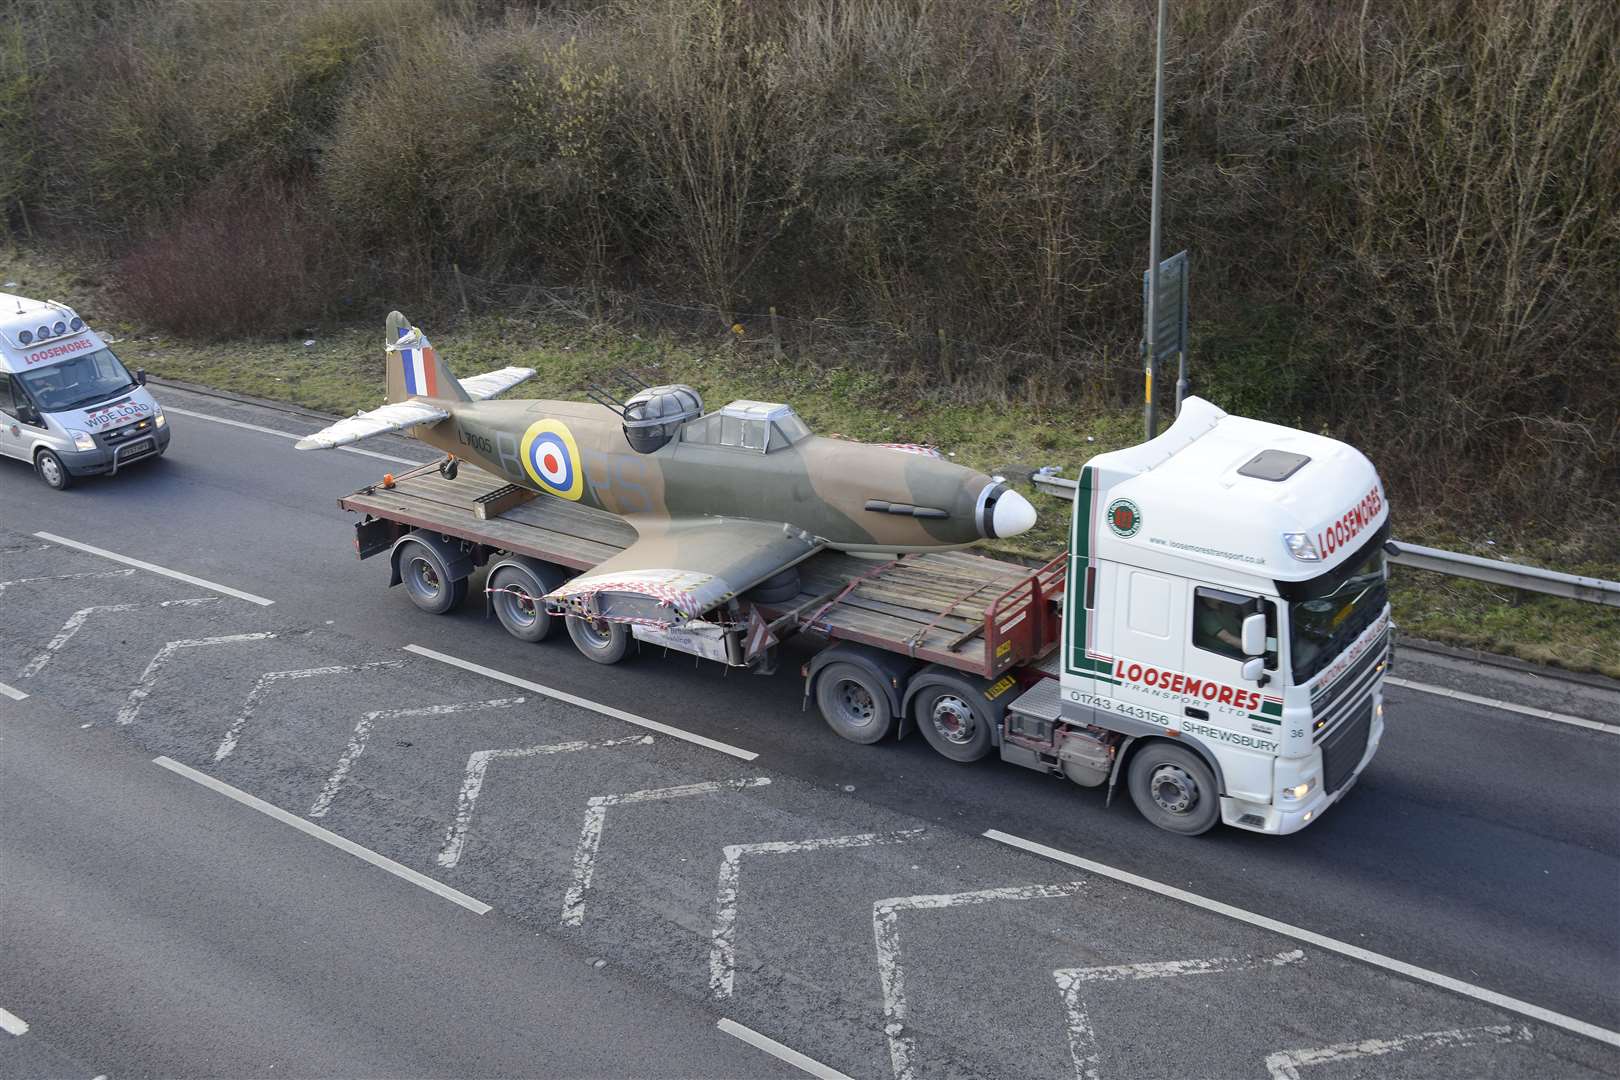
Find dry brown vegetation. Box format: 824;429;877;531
2;0;1615;553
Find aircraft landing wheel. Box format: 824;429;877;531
398;539;468;615
566;614;630;664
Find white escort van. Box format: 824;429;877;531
0;293;169;489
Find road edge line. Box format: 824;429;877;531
716;1018;855;1080
0;1007;27;1037
0;681;28;701
152;756;490;915
983;828;1620;1050
1385;676;1619;735
405;644;759;761
34;532;274;607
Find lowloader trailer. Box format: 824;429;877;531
337;397;1389;836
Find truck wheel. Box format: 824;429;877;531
912;684;993;763
489;563;560;643
566;615;630;664
35;449;72;490
1126;743;1220;836
398;539;467;615
815;663;894;744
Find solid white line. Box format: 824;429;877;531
1386;676;1619;735
153;756;490;915
984;829;1620;1050
34;532;274;607
164;405;419;465
0;681;27;701
0;1007;27;1037
716;1019;855;1080
404;644;760;761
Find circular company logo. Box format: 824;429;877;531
1106;497;1142;538
519;419;585;501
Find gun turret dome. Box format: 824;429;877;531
622;384;703;453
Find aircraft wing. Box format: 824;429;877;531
545;517;824;624
460;366;535;400
294;399;450;450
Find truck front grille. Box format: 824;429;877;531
1320;698;1372;794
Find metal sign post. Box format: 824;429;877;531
1142;0;1170;440
1142;248;1189;410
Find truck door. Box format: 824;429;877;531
1107;566;1187;715
0;372;28;462
1184;584;1282;799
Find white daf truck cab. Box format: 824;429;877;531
0;293;169;489
1004;397;1389;835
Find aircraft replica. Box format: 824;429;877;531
297;312;1036;624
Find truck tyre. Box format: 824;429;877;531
815;662;895;744
1126;742;1221;836
566;614;630;664
397;538;468;615
489;562;561;643
911;684;994;763
35;449;72;490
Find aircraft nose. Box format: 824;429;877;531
975;482;1038;539
992;489;1038;538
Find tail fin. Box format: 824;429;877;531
384;311;470;404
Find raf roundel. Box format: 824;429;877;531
520;419;585;501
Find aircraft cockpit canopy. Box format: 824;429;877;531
622;384;704;453
681;400;812;453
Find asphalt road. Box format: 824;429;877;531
1;383;1616;1079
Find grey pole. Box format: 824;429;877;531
1143;0;1168;440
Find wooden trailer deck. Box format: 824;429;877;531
340;461;1063;677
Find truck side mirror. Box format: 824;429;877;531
1241;657;1266;682
1240;611;1266;657
135;368;147;386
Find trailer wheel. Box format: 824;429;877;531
912;684;994;762
815;663;895;744
35;449;72;490
397;539;468;615
489;563;560;643
566;614;630;664
1126;742;1220;836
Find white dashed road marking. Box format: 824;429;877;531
307;698;526;819
0;568;134;603
1264;1023;1534;1079
118;633;281;726
710;829;927;999
405;644;760;761
716;1018;856;1080
0;682;27;702
34;532;275;606
1387;676;1619;735
985;829;1620;1050
437;734;654;869
163;404;419;465
215;659;409;762
155;756;490;914
1054;950;1305;1080
0;1007;27;1036
561;777;772;927
19;598;218;680
873;882;1088;1080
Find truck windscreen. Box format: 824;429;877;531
17;347;137;412
1279;524;1390;684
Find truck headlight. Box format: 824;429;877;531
154;408;166;429
1282;777;1318;801
69;429;95;452
1283;532;1321;561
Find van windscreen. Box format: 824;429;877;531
18;347;137;412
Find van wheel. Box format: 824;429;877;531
489;562;561;643
1126;743;1221;836
397;539;467;614
912;684;993;762
566;615;630;664
815;663;894;744
35;449;72;490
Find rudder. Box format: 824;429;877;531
384;311;470;404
